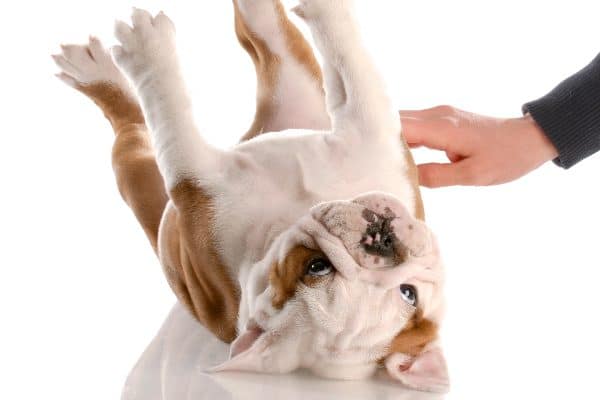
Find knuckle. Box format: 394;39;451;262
440;115;460;129
433;105;456;115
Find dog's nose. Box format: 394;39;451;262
359;207;407;264
312;192;428;270
353;193;415;265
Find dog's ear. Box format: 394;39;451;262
384;347;449;393
209;328;300;375
209;330;271;373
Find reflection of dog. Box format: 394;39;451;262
54;0;447;392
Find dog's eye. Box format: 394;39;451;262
306;257;333;276
399;284;417;306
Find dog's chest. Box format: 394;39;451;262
212;130;416;272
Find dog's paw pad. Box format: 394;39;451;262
292;0;352;19
112;9;177;78
52;36;129;90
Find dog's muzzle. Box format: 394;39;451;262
311;192;431;270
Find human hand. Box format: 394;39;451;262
400;106;559;188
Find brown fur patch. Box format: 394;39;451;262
396;112;426;221
77;81;239;342
402;137;425;221
269;246;326;309
234;1;278;141
387;309;438;358
408;163;426;221
76;81;168;251
111;126;169;251
78;82;144;131
162;179;241;343
234;0;324;142
275;1;323;84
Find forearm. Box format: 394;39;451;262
523;53;600;168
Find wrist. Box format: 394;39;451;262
520;114;559;162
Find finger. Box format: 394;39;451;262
401;117;459;151
400;110;431;119
400;105;456;120
417;161;474;188
400;117;424;145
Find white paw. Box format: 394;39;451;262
52;36;130;89
292;0;354;21
112;8;177;81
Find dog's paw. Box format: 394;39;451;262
292;0;354;21
112;8;177;81
52;36;130;90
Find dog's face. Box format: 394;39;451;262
212;193;448;392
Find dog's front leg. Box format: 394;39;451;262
293;0;400;142
113;9;223;190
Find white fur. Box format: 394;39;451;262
215;132;415;272
53;37;135;98
110;2;446;392
217;244;417;378
236;0;330;132
112;9;225;190
216;193;442;380
293;0;403;142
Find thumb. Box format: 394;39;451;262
417;162;473;188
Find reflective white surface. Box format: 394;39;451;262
4;1;600;399
122;303;444;400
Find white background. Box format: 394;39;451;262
1;1;599;399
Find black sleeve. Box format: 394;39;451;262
522;53;600;169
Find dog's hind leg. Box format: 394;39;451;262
55;35;240;341
293;0;424;219
53;37;168;251
234;0;330;141
109;11;241;342
293;0;402;142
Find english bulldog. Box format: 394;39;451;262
53;0;448;393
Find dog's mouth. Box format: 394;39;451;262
229;319;265;358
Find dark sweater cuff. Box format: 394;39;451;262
523;53;600;169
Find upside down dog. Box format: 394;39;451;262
54;0;448;392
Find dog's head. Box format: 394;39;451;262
211;192;448;393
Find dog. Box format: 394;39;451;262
54;0;448;393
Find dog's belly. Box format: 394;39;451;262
210;130;417;274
